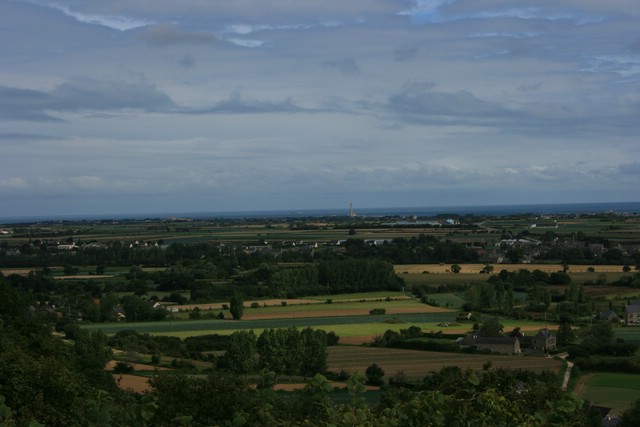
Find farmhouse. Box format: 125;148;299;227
624;302;640;325
459;334;521;355
530;329;556;352
599;309;621;323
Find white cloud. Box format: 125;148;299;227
0;177;29;190
38;1;153;30
226;38;265;48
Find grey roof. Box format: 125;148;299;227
474;336;518;345
625;304;640;314
534;329;554;338
600;310;619;318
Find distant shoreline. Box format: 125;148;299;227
1;201;639;224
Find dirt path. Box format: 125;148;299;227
572;373;592;396
557;353;574;391
562;361;574;390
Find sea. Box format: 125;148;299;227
1;201;640;224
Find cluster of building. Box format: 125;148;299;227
597;302;640;326
458;328;556;355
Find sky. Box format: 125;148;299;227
1;0;639;218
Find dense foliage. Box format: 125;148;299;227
0;265;634;426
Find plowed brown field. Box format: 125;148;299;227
327;346;562;380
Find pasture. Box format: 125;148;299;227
171;296;450;321
82;308;554;346
615;327;640;345
574;373;640;412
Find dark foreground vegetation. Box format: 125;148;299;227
4;275;640;426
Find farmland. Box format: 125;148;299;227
82;305;555;346
327;346;563;380
395;263;630;274
574;373;640;412
3;211;640;423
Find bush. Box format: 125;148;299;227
326;331;340;346
113;362;134;374
365;363;385;386
369;308;386;315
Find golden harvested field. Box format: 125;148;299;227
327;346;562;380
395;263;628;274
0;269;34;275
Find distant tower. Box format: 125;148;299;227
349;203;355;217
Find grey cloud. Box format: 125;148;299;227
388;82;507;120
629;38;640;53
0;86;61;121
516;82;543;92
616;162;640;175
322;57;361;76
394;47;418;61
0;133;61;141
52;77;175;111
196;92;305;114
178;54;196;68
140;24;216;47
0;78;175;121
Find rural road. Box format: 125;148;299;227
559;353;573;390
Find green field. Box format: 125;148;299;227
241;298;430;314
82;312;460;336
576;373;640;412
81;310;553;343
615;328;640;345
423;293;466;309
79;282;553;341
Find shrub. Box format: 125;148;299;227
365;363;385;386
369;308;386;315
113;362;134;374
